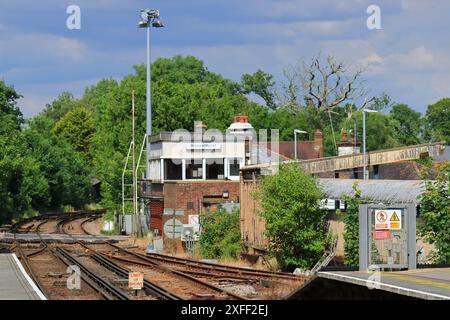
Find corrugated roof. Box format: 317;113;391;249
318;179;425;204
434;146;450;161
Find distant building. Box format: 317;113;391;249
141;115;324;237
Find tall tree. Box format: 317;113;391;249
390;103;423;145
0;80;23;128
241;69;277;109
424;98;450;144
25;115;92;210
0;81;48;223
295;54;370;113
42;92;82;122
350;109;400;152
53;106;95;161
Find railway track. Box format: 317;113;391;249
11;210;131;300
78;214;303;284
11;210;304;300
142;252;304;283
14;237;109;300
57;217;244;300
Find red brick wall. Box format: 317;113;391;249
149;200;163;234
162;181;240;224
148;181;240;241
376;161;422;180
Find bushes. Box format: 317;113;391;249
199;207;241;260
419;162;450;263
255;163;330;270
340;183;364;266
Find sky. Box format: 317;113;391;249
1;0;449;117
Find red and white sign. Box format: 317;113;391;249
128;272;143;290
374;230;391;240
188;214;199;225
374;209;402;230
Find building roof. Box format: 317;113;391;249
318;179;425;204
242;142;446;174
434;145;450;161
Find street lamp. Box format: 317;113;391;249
362;109;378;180
294;129;307;160
138;9;164;180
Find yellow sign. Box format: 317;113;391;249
390;222;400;229
390;212;400;222
128;272;144;290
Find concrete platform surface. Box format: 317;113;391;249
0;253;46;300
319;268;450;300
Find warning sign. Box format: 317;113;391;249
374;230;391;240
375;210;402;230
128;272;143;290
188;214;199;225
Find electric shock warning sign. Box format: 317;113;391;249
374;209;402;230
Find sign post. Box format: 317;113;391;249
128;271;143;296
359;204;416;271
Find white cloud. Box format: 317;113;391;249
0;32;88;64
16;77;103;118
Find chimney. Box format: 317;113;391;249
337;129;361;156
313;129;323;158
194;121;206;142
234;114;249;124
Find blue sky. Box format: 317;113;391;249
1;0;449;117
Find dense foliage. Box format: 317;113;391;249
418;162;450;263
255;163;330;270
199;207;241;259
340;184;364;266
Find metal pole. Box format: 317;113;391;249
146;25;151;180
363;110;367;180
132;91;136;217
145;25;152;238
132;91;139;236
294;131;297;160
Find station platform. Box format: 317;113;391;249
0;253;46;300
287;268;450;300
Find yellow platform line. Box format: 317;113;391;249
399;268;450;274
381;272;450;291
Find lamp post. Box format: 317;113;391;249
138;9;164;180
294;129;307;160
362;109;378;180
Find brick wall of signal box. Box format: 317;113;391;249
148;181;240;236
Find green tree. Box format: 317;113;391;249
390;104;423;145
0;80;23;128
42;92;82;122
350;110;399;152
25;115;92;210
199;207;241;259
241;69;277;109
0;81;48;224
255;163;329;270
418;162;450;263
53;106;95;161
340;183;364;266
424;98;450;144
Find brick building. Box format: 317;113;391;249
142;115;325;238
